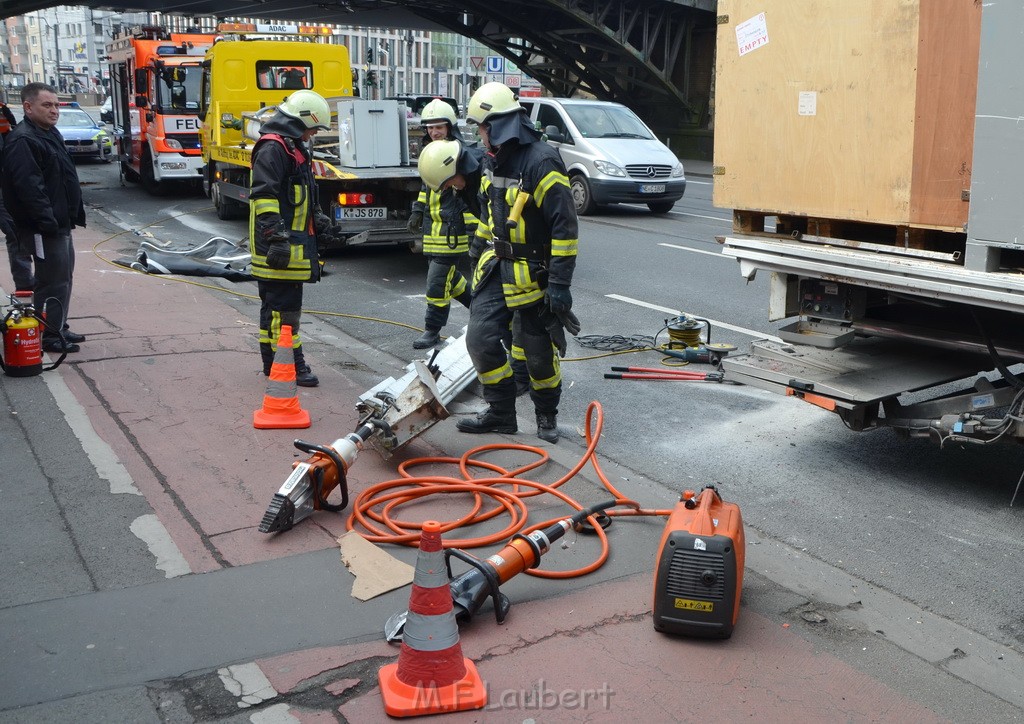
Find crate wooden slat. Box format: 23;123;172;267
713;0;981;233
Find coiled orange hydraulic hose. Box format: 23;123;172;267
345;400;672;579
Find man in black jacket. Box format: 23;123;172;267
1;83;86;352
1;101;34;292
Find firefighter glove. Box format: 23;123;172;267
545;282;572;316
407;210;423;234
314;211;334;239
265;238;292;270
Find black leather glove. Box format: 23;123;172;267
314;211;334;239
265;238;291;269
407;210;423;234
545;282;572;316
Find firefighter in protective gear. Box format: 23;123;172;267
458;82;580;443
407;99;478;349
249;89;332;387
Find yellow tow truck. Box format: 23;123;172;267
199;22;421;251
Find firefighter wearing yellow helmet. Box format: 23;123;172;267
248;89;335;387
407;99;482;349
457;82;580;444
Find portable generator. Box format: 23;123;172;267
653;485;745;638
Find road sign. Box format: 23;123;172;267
486;72;504;84
505;75;522;88
470;56;484;70
486;56;504;74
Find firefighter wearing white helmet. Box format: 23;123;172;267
407;100;481;349
247;89;336;387
457;82;580;444
277;89;332;130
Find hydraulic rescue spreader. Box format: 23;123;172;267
384;499;617;641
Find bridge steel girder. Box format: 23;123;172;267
408;0;716;132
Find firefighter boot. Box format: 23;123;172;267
293;348;320;388
456;401;518;435
413;327;442;349
536;412;559;443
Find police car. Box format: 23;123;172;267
56;102;114;162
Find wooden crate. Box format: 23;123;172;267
713;0;981;232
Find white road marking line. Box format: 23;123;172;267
218;663;278;709
129;515;192;578
687;179;713;185
605;294;783;342
43;372;142;496
658;242;726;258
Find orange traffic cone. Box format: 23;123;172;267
378;521;487;717
253;325;311;430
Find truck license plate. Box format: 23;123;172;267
337;206;386;220
639;184;666;194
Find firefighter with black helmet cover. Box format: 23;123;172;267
249;89;334;387
458;82;581;443
407;99;478;349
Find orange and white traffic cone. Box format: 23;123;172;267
253;325;311;430
378;521;486;717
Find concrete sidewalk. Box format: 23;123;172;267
1;214;1021;723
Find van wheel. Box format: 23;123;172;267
647;201;675;214
569;173;597;216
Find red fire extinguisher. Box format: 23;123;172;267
1;291;64;377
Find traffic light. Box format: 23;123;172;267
366;47;374;64
366;70;378;87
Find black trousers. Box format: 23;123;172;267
257;279;308;369
423;255;470;330
467;263;560;414
34;230;75;343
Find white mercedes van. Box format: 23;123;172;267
517;97;686;215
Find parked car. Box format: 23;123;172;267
99;96;113;123
57;102;114;162
517;97;686;215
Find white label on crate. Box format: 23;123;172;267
694;538;707;551
799;91;818;116
736;13;769;56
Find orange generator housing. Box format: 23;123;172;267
653;486;745;638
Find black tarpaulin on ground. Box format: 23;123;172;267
114;236;253;282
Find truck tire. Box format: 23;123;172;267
140;150;165;196
570;173;597;216
212;181;246;220
121;159;140;183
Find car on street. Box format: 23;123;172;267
518;97;686;215
99;96;113;123
57;103;114;162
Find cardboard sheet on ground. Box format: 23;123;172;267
337;531;414;600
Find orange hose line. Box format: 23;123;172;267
345;401;671;579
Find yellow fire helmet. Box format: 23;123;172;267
466;82;520;124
